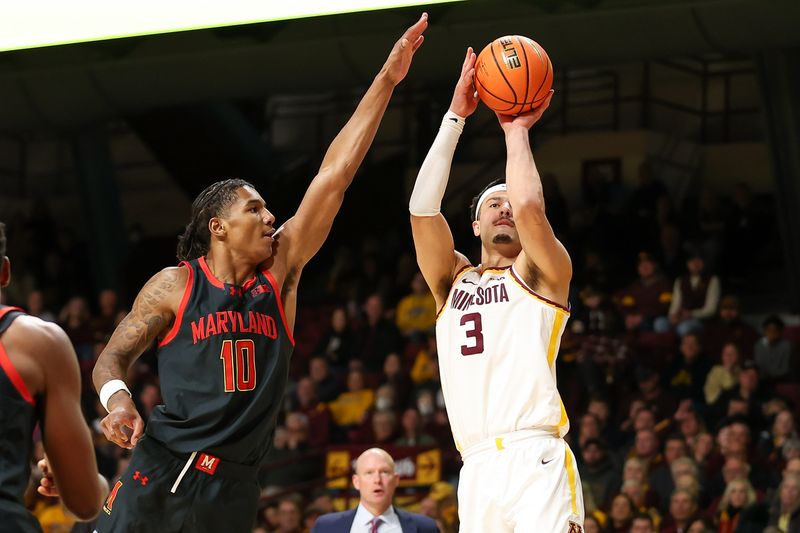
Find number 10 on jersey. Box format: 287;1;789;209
220;339;257;392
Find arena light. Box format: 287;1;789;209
0;0;463;52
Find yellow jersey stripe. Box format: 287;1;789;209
546;311;565;367
564;444;578;515
435;264;474;321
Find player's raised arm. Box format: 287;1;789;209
92;266;187;448
410;47;478;307
497;92;572;306
276;13;428;271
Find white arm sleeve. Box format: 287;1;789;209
409;110;465;216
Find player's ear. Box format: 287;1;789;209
208;217;226;239
0;257;10;288
352;474;360;491
471;219;480;237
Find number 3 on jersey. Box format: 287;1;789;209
220;339;257;392
460;312;484;356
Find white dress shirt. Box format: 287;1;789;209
349;503;403;533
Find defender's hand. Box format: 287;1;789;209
450;47;479;118
496;90;554;131
100;395;144;449
381;13;428;86
37;457;59;498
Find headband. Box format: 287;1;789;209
474;183;507;221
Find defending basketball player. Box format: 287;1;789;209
0;221;108;531
73;14;428;533
408;49;584;532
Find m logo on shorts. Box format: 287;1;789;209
195;453;220;475
568;521;583;533
103;480;123;515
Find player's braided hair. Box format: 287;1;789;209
469;178;506;221
176;179;254;261
0;221;6;257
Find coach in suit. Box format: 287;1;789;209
312;448;439;533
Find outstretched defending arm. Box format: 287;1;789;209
276;14;428;273
92;266;186;449
497;92;572;307
410;48;478;308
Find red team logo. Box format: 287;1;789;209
103;480;123;515
195;453;220;475
568;521;583;533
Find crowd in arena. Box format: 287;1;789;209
2;165;799;533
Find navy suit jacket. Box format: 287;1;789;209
312;506;439;533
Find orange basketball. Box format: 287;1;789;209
474;35;553;115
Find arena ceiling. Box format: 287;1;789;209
1;0;798;134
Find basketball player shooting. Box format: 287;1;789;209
45;14;429;533
408;48;585;532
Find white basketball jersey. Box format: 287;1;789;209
436;264;571;452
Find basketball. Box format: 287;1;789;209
474;35;553;115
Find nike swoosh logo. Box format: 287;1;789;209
541;458;554;465
462;279;477;285
448;117;458;122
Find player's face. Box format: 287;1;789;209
472;193;521;251
353;452;399;512
218;186;276;264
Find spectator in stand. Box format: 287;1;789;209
704;342;741;405
261;413;321;488
669;333;711;403
630;366;679;429
58;296;94;361
583;514;606;533
702;295;759;360
631;429;664;473
90;288;126;342
758;410;798;473
650;435;690;510
754;315;795;382
26;289;56;322
355;293;400;373
616;253;673;333
395;272;436;342
607;493;635;532
290;376;332;448
328;369;374;429
767;473;800;532
660;489;700;533
381;352;413;410
713;361;768;431
685;517;713;533
630;512;657;533
395;408;436;447
315;307;356;371
666;251;721;337
369;410;399;445
275;494;304;533
579;438;618;513
714;478;761;533
309;356;343;403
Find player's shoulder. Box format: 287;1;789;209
8;314;71;351
4;315;76;373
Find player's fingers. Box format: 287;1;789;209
407;12;428;37
411;35;424;53
37;458;49;475
130;416;145;446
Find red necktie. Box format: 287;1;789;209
369;517;383;533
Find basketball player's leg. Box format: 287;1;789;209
95;438;191;533
506;439;584;533
457;459;513;533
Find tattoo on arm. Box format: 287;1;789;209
94;269;180;386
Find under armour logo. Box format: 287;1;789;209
229;286;244;297
133;471;149;486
